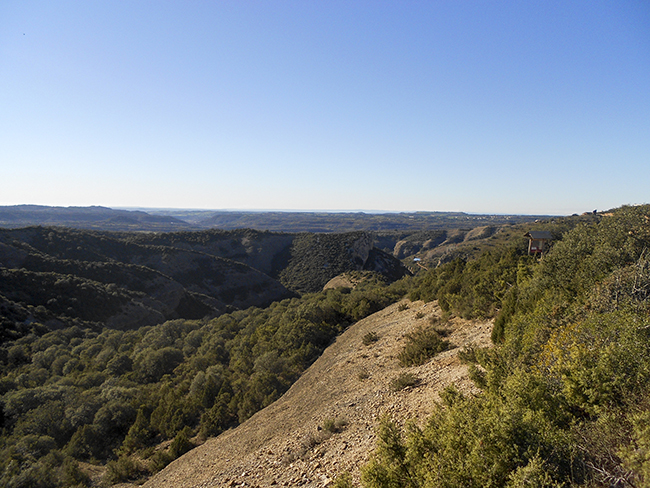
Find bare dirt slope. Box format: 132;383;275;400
142;299;493;488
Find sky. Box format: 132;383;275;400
1;1;648;215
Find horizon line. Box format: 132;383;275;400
0;203;571;217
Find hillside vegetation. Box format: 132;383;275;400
0;226;409;487
0;227;296;340
0;227;409;344
361;205;650;488
141;298;494;488
1;205;648;487
0;277;408;487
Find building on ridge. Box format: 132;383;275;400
524;231;553;256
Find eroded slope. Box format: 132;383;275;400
143;299;492;488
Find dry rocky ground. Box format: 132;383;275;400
129;299;492;488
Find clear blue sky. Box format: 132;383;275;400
1;1;648;215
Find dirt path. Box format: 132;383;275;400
142;299;493;488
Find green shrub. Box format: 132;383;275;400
149;450;174;473
390;372;419;391
409;246;536;320
398;326;449;367
169;426;194;458
458;345;478;364
333;472;355;488
105;456;147;485
362;331;379;346
620;409;650;487
323;417;347;434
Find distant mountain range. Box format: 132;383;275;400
0;205;554;233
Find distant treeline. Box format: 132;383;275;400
187;210;553;233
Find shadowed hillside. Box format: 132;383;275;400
0;227;410;342
278;232;409;294
0;227;295;339
122;229;409;294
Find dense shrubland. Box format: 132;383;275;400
362;205;650;488
0;274;408;486
3;206;649;487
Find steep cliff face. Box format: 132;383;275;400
347;232;373;266
279;232;409;294
390;231;447;259
127;247;293;311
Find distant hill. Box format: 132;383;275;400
0;204;560;272
0;226;410;341
0;205;555;233
126;228;410;294
0;205;195;232
0;205;572;296
0;227;293;339
172;209;554;233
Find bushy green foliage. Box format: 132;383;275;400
409;244;537;320
389;372;420;392
364;376;575;488
397;326;449;367
361;205;650;488
0;273;406;487
333;472;355;488
105;455;148;485
620;409;650;487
